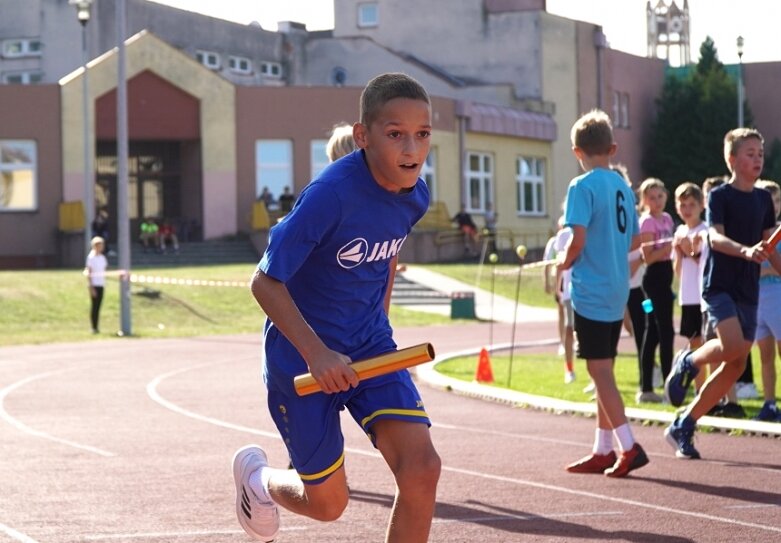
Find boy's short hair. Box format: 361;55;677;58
674;181;703;204
359;73;430;126
326;123;356;162
723;128;764;171
570;109;614;156
756;179;781;196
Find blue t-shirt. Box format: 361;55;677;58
703;183;776;304
259;149;430;369
564;167;639;322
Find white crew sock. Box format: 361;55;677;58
592;428;613;455
613;423;635;452
248;468;273;503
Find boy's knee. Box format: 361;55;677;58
307;490;349;522
396;450;441;492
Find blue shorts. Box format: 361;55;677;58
756;282;781;341
703;291;757;341
263;338;430;485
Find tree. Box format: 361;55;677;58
643;37;754;194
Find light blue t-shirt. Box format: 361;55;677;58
259;149;430;372
564;167;639;322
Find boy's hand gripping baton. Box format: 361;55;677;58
294;343;435;396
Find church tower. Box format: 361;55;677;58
647;0;691;65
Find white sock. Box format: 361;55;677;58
248;468;273;503
592;428;613;455
613;424;635;452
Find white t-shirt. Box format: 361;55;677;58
675;222;708;305
698;229;710;312
628;249;644;289
553;227;572;301
86;253;108;287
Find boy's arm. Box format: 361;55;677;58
250;268;358;393
558;225;584;270
709;225;769;263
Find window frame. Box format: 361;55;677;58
260;61;283;78
357;2;379;27
255;139;293;211
0;139;38;212
2;38;43;58
228;55;252;74
465;151;493;213
515;156;546;217
1;71;43;84
310;139;329;179
195;50;221;70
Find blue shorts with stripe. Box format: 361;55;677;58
264;348;430;485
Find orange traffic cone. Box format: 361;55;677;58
475;347;494;383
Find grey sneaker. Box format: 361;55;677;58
232;445;280;542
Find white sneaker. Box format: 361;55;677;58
583;381;595;394
735;382;759;400
232;445;280;542
564;371;576;384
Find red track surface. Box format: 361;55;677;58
1;322;780;542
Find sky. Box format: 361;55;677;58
149;0;781;65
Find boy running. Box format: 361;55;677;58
559;109;648;477
665;128;781;458
233;73;440;542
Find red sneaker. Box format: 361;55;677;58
604;443;649;478
565;451;617;474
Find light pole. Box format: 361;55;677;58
737;36;744;128
69;0;94;260
117;0;132;336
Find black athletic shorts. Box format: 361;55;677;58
574;311;623;360
679;304;703;339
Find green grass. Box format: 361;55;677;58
0;265;455;345
436;348;773;420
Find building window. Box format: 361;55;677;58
1;71;43;84
256;140;293;209
516;157;546;216
228;56;251;74
620;92;630;128
260;61;282;78
2;38;42;58
196;50;220;70
421;147;437;202
466;152;493;212
358;2;379;27
0;140;37;211
310;139;329;179
612;91;630;128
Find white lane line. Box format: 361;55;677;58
0;522;40;543
83;526;309;540
444;464;781;534
0;370;115;457
724;503;781;510
151;358;781;535
146;360;383;460
432;510;623;524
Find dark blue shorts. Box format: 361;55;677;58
264;346;430;485
703;291;757;341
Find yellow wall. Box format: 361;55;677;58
59;31;237;239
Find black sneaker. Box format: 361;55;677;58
714;402;746;419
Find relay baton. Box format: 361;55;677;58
293;342;435;396
768;223;781;249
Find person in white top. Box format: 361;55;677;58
554;225;576;383
85;236;108;334
672;182;708;353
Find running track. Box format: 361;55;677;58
1;323;780;543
